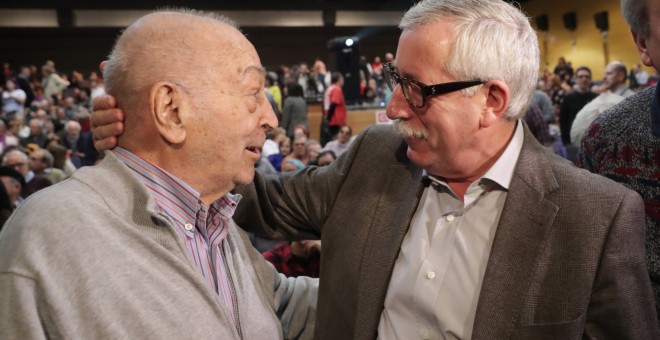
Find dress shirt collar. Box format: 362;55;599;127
652;85;660;136
112;147;240;237
426;119;524;191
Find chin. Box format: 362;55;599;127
234;167;255;186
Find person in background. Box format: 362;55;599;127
321;72;346;146
2;149;51;199
267;136;291;172
559;66;598;161
0;166;22;227
321;125;352;157
316;150;336;167
282;158;305;173
282;136;309;169
2;80;26;118
263;240;321;278
579;0;660;317
27;148;68;184
281;83;308;139
305;140;321;165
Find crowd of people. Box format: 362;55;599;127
1;0;660;338
526;57;658;162
0;60;101;224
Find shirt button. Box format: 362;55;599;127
445;214;455;222
421;329;430;339
184;223;194;231
426;270;436;279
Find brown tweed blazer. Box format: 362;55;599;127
235;123;659;339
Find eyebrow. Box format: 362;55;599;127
242;65;266;78
392;63;421;82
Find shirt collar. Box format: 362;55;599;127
426;119;524;191
652;85;660;136
112;147;240;236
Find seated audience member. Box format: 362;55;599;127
321;125;352;157
292;124;309;140
58;120;98;167
19;119;47;148
523;105;552;147
27;148;68;184
0;166;23;222
263;127;286;158
0;120;19;155
305;140;321;165
0;9;316;339
2;80;26;118
316;150;336;167
264;240;321;278
46;141;77;176
2;149;51;199
283;136;309;167
267;136;291;172
282;158;305;173
0;179;13;229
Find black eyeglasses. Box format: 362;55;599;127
383;62;484;108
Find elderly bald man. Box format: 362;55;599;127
0;10;316;340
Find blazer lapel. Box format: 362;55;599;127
472;126;560;339
353;143;425;339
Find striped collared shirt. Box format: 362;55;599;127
113;147;239;320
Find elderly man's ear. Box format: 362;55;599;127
149;82;187;144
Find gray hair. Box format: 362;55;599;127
621;0;649;37
399;0;539;119
3;150;27;165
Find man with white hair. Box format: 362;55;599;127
580;0;660;318
58;120;98;167
93;0;658;338
0;9;316;339
2;149;51;199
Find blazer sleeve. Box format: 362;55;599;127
584;189;660;338
233;126;373;240
237;228;318;340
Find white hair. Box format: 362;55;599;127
621;0;649;37
3;150;27;165
399;0;539;119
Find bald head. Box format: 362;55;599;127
103;10;248;145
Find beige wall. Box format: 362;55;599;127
522;0;652;79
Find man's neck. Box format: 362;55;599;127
444;121;518;201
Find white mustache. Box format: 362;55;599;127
394;119;428;139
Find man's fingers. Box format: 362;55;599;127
90;108;123;129
91;94;117;112
92;122;124;142
93;136;118;153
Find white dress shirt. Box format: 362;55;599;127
377;120;524;340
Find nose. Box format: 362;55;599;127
386;86;415;121
260;95;279;132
